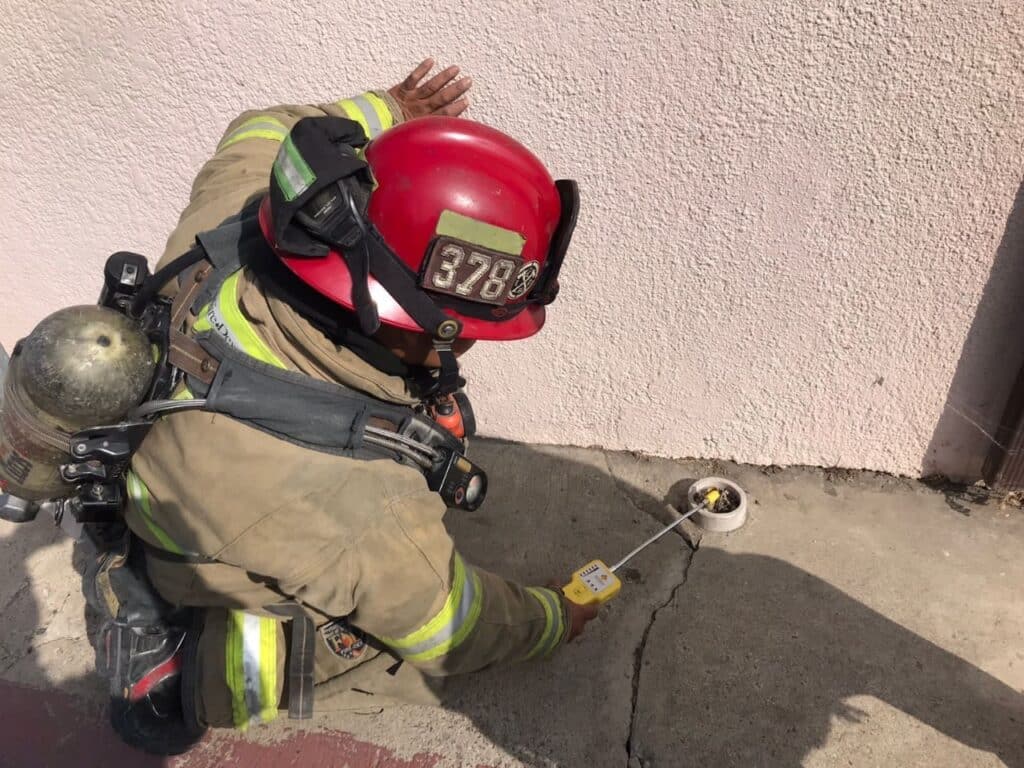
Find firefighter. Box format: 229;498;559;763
86;59;596;754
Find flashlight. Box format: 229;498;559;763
426;449;488;511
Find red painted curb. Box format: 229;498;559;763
0;681;166;768
0;682;443;768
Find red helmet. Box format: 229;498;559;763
259;116;578;343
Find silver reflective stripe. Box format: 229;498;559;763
205;298;244;351
241;613;264;724
273;136;316;201
398;567;480;659
352;95;383;138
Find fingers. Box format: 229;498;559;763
399;58;435;92
428;77;473;110
391;60;473;118
436;98;470;117
577;600;599;621
565;599;600;642
415;64;461;98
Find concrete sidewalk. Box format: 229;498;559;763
1;440;1022;767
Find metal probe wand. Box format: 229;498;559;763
562;491;720;606
609;502;707;572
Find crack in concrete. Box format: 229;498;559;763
624;538;699;768
599;449;702;766
47;590;72;619
603;451;651;522
29;634;84;651
1;580;31;616
602;451;698;547
0;633;85;678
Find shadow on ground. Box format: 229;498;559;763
924;179;1024;482
0;520;161;766
438;443;1024;767
0;440;1021;767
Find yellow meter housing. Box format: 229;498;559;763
562;559;622;606
560;485;736;608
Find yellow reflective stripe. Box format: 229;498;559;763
336;92;393;139
171;385;194;401
197;271;286;368
226;611;250;731
351;95;383;137
218;272;285;366
406;571;483;663
218;116;288;150
226;611;279;730
258;616;278;723
524;588;565;660
382;554;468;649
221;129;288;148
125;471;183;555
524;588;554;659
363;92;394;133
423;573;483;663
192;304;212;333
550;593;567;653
380;555;483;662
337;98;371;139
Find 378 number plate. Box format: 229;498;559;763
421;237;540;305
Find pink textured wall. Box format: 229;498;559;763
1;1;1022;480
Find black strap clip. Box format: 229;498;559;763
75;482;124;522
70;421;155;466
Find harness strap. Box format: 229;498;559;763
288;616;315;719
168;261;220;384
264;603;316;720
156;217;469;467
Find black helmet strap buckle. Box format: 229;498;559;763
431;340;462;399
309;184;467;397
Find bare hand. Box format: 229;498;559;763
388;58;472;120
564;597;599;642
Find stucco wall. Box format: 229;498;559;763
1;1;1022;480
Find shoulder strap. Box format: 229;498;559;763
165;215;262;384
167;261;219;384
163;215;465;468
190;331;461;464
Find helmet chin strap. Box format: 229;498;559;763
324;181;466;398
340;187;381;335
431;340;463;399
290;161;467;399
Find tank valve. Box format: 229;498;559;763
0;493;39;523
